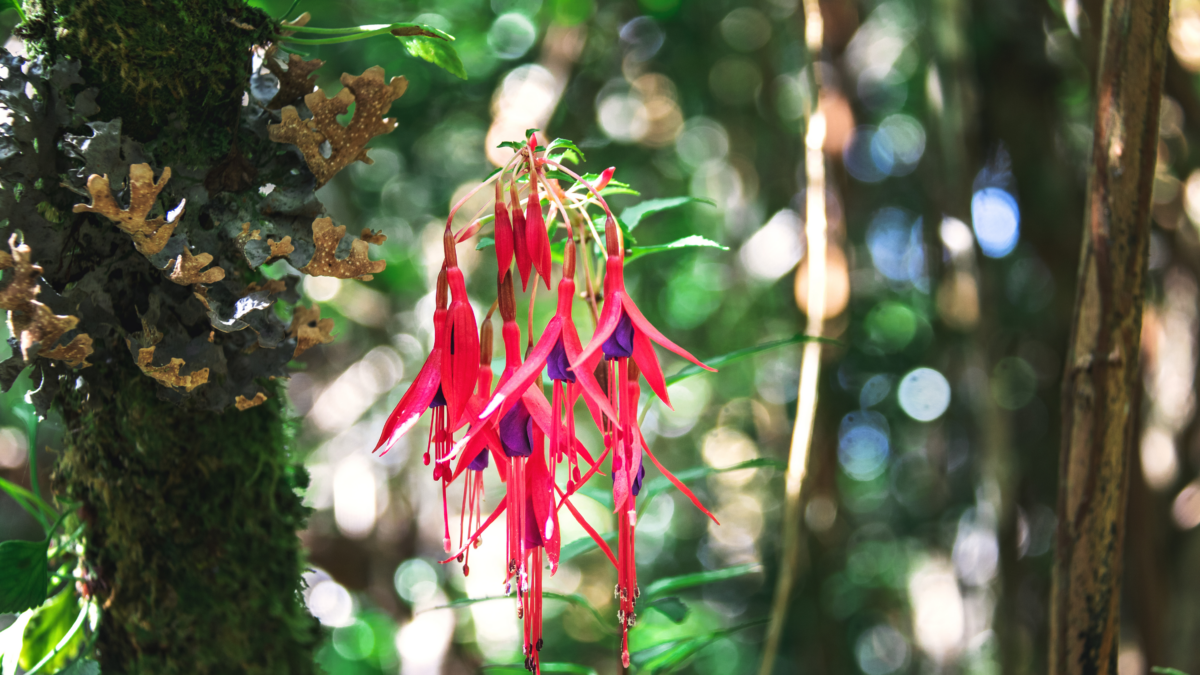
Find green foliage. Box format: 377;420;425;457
0;538;48;614
1152;669;1191;675
620;197;714;231
630;620;766;673
644;596;690;624
397;36;466;80
625;235;727;263
19;589;86;672
642;563;759;601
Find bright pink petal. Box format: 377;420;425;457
373;349;442;454
639;430;719;524
444;301;480;427
621;294;715;372
571;292;624;371
528;449;561;570
479;320;561;423
632;329;671;408
562;325;618;423
612;447;631;514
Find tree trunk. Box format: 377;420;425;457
2;1;321;671
1050;1;1169;673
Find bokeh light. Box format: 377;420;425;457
897;367;951;421
971;187;1020;258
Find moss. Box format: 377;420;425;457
53;367;319;675
28;0;274;158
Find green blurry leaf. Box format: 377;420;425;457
388;23;454;41
58;659;100;675
476;236;496;251
1151;669;1190;675
0;538;49;614
620;197;715;230
398;36;466;79
525;128;539;139
430;591;611;631
545;139;586;163
20;590;86;672
496;141;525;151
630;619;767;673
636;458;784;507
559;530;616;562
645;596;690;623
0;477;57;525
0;610;33;675
664;333;840;388
484;663;598;675
624;235;728;263
642;563;760;601
0;0;22;21
543;169;574;182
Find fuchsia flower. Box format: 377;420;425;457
378;140;722;674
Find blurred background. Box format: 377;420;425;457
5;0;1200;673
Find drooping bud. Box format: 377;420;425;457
511;179;533;290
494;180;514;275
498;271;517;323
527;172;552;289
480;316;494;365
563;237;576;279
436;268;449;310
604;215;620;257
595;166;615;192
443;227;458;268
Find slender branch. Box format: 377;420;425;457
759;2;826;672
1049;0;1169;673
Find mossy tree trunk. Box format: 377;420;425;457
12;1;321;672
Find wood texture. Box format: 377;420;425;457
1050;1;1170;673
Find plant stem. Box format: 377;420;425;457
1049;0;1168;672
759;2;825;673
277;26;394;45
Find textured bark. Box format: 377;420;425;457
1049;1;1169;673
25;1;321;672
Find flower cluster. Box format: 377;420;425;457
374;135;717;671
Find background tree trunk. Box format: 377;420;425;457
1050;0;1169;673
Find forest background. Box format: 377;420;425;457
0;0;1196;674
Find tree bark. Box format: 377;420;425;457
1050;1;1169;674
9;1;321;671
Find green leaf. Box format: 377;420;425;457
620;197;715;230
20;590;85;672
0;538;49;614
624;235;728;263
664;333;840;388
496;141;525;151
630;619;767;673
1151;669;1190;675
58;659;100;675
387;22;454;41
476;236;496;251
0;477;57;525
559;530;616;562
0;610;33;675
0;0;24;22
545;138;586;163
642;563;760;601
636;458;784;507
484;663;597;675
645;596;690;623
398;36;466;79
430;592;610;631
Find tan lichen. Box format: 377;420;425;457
235;392;269;411
0;236;93;368
267;66;407;187
267;236;295;259
72;164;184;256
245;279;287;295
360;228;387;245
288;304;334;357
263;44;324;110
299;217;386;281
135;346;209;392
167;248;226;286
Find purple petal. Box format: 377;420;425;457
429;385;447;408
547;338;576;383
602;312;634;360
631;460;646;496
468;445;489;470
499;401;533;457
